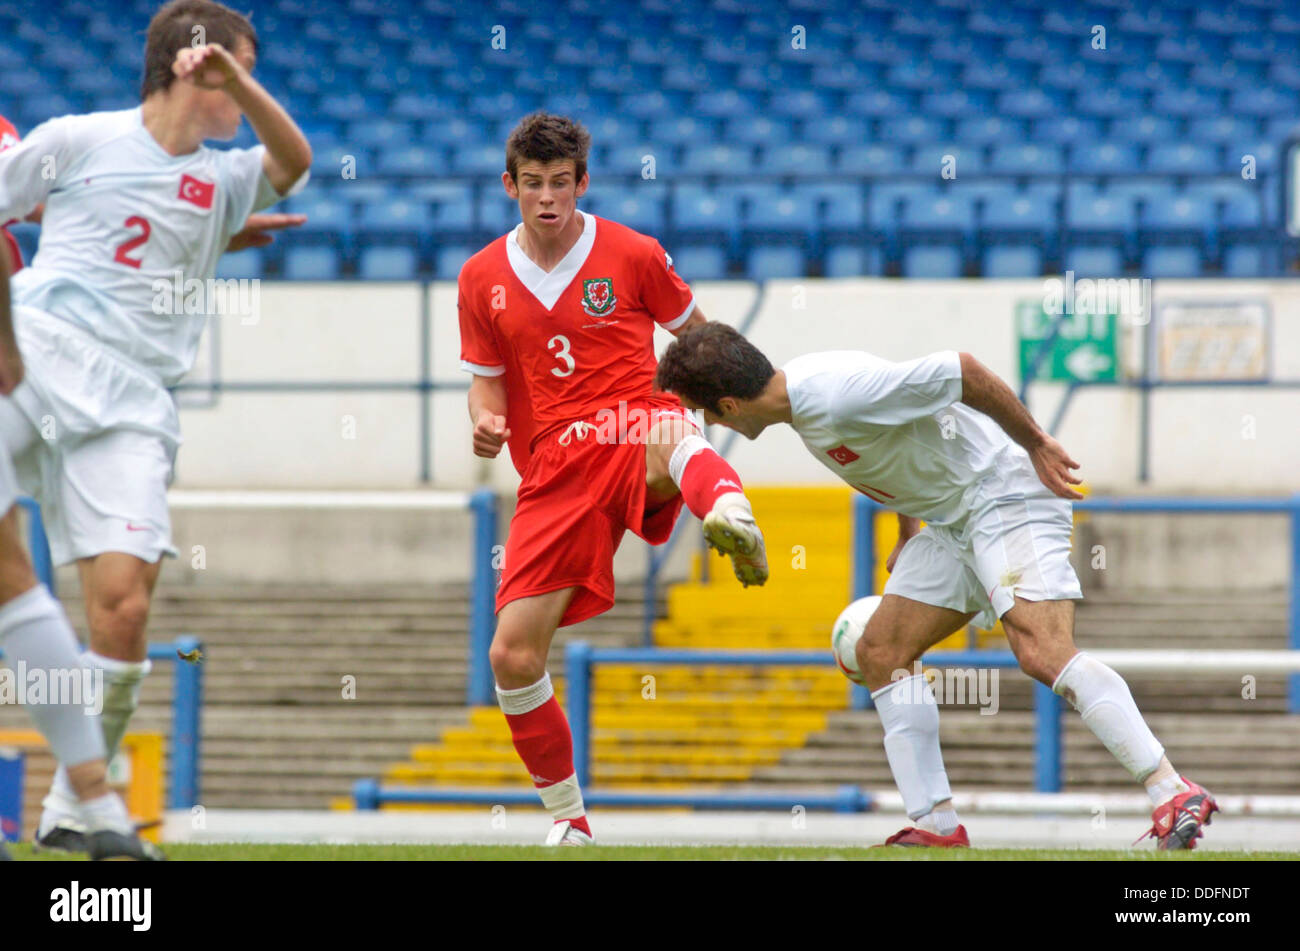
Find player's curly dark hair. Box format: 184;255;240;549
655;323;775;414
506;112;591;183
141;0;258;100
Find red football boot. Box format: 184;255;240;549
875;824;970;848
1136;777;1219;851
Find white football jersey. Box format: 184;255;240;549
0;107;306;386
785;350;1044;527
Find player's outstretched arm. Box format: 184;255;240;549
468;375;511;459
173;44;312;194
0;253;22;396
957;352;1083;500
225;212;308;253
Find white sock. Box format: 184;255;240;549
917;806;960;836
538;775;586;821
872;674;953;820
1053;652;1165;781
78;792;132;834
1146;773;1189;807
48;651;151;814
0;585;106;767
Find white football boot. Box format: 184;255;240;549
702;492;769;587
544;819;595;846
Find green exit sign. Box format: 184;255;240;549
1016;304;1119;384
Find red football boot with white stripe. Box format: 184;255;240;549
1137;777;1218;851
875;824;970;848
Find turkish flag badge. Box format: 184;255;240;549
178;174;215;209
827;444;860;465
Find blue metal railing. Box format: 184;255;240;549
466;489;500;707
5;500;204;808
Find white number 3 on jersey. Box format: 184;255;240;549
548;334;575;377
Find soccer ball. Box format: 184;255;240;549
830;596;882;687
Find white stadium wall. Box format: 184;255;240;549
163;279;1298;589
176;278;1300;494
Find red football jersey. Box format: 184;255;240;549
458;213;695;474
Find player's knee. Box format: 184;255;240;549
856;634;912;683
88;586;151;644
489;641;546;686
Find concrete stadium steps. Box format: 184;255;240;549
8;583;648;808
754;711;1300;795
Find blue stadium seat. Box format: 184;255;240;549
430;196;477;238
358;245;419;280
836;144;909;176
1069;143;1142;175
1141;246;1202;277
646;116;714;147
451;144;507;176
1067;189;1137;234
745;245;805;280
435;245;476;282
1108;116;1180;143
689;142;761;177
823;244;884;278
357;198;433;238
593;193;666;235
877;115;950;143
671;188;740;244
799;115;870;147
902;245;963;278
758;144;832;176
215;250;265;282
478;194;519;236
376;145;446;177
672;245;729;280
1031;116;1103;144
283;247;343;281
347;119;416;150
989;144;1064;175
955;116;1026;144
910;144;985;175
1221;244;1275;277
901;194;975;235
1063;245;1124;277
982;245;1043;277
1145;144;1220;175
1228;85;1300;116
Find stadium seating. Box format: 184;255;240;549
1;0;1295;280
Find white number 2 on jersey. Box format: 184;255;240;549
548;334;575;377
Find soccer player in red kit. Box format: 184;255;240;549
458;113;768;845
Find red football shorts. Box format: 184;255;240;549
496;398;701;627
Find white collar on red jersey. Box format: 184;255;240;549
506;210;597;310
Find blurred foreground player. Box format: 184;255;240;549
0;0;310;851
458;113;767;845
0;252;162;860
657;323;1219;850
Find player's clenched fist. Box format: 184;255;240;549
473;412;511;458
173;43;244;90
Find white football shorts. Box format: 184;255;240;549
883;487;1083;630
0;308;180;567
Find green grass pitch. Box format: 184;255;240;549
7;844;1297;861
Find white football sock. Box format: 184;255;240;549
872;674;953;820
1053;652;1165;782
918;806;960;836
537;775;586;821
78;792;133;834
0;585;106;768
48;651;152;812
1145;771;1189;807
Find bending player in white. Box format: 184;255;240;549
0;0;310;851
656;322;1218;850
0;253;161;859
